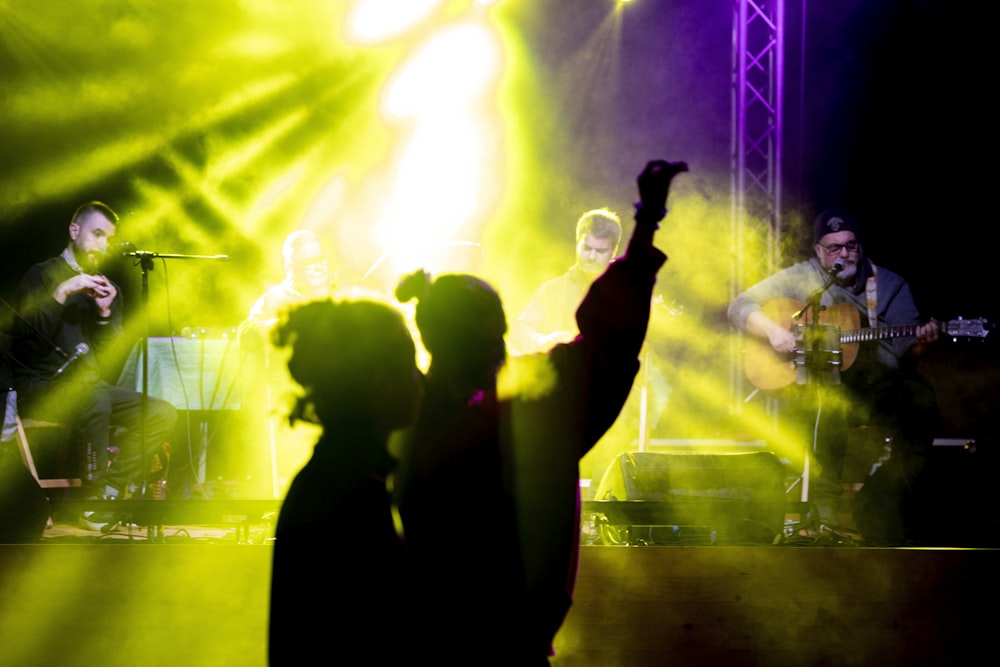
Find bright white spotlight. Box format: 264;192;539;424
345;0;446;43
381;22;501;118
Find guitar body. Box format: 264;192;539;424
743;299;992;390
743;298;860;391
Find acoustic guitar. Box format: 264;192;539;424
743;297;993;390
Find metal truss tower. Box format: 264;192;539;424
730;0;785;416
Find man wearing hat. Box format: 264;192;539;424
728;207;941;545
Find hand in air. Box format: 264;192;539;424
637;159;689;213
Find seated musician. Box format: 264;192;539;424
238;229;338;496
511;207;674;488
727;207;941;544
239;230;337;347
10;201;177;530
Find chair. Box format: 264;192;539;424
0;333;81;493
2;389;77;530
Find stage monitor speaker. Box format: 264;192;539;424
854;443;1000;547
590;451;786;545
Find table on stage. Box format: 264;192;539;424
117;335;250;497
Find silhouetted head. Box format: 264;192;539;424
395;269;507;391
273;298;420;436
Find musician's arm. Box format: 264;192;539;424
916;319;940;343
729;261;819;353
908;318;940;358
744;310;797;353
728;281;797;354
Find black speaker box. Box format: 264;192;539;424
854;443;1000;547
589;451;787;545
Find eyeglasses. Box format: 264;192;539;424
295;254;329;268
818;240;859;255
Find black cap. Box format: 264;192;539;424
813;207;860;243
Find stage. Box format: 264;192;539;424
1;510;998;667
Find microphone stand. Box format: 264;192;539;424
791;265;843;384
788;266;843;512
122;249;229;503
791;266;840;324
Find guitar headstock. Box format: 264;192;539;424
944;317;995;339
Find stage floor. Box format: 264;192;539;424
2;534;997;667
4;455;998;666
37;497;281;545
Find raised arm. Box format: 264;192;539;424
627;159;689;259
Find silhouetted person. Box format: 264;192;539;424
394;159;687;665
267;298;424;666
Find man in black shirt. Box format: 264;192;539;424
11;202;177;527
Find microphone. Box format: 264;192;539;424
54;342;90;376
116;241;137;257
828;260;845;276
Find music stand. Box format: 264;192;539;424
122;248;229;501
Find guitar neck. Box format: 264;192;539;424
839;324;917;344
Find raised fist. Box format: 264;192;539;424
637;159;688;214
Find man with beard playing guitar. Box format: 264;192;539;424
728;208;947;545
